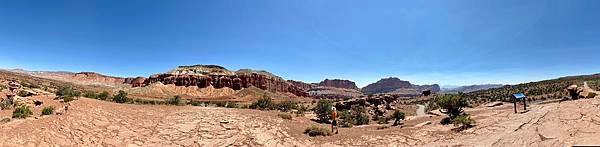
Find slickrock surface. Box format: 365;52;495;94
2;97;600;146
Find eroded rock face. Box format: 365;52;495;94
287;80;316;91
125;77;147;87
125;65;309;97
318;79;359;90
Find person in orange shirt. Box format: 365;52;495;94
331;107;339;134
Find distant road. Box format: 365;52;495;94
416;104;426;116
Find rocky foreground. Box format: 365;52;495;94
1;96;600;146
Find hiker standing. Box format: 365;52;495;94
331;107;339;134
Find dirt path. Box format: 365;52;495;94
415;104;426;116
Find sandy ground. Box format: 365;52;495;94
1;96;600;146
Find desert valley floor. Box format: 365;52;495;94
2;94;600;146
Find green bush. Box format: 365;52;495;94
250;94;275;110
304;125;331;137
41;106;54;115
338;110;353;127
56;87;81;98
97;91;110;100
377;117;389;124
351;106;369;125
277;100;298;112
12;105;33;119
190;101;205;106
391;110;405;126
278;113;292;120
226;102;239;108
167;95;183;105
313;100;333;123
112;90;129;103
452;114;475;131
296;105;308;117
82;91;97;99
63;96;75;102
435;94;468;119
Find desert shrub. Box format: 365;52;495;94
338;110;353;127
167;95;183;105
250;94;275;110
277;100;298;112
313;100;333;123
41;106;54;115
226;102;239;108
112;90;129;103
0;118;10;123
296;105;308;117
21;82;40;89
304;125;331;137
377;117;389;124
452;114;475;131
82;91;97;99
586;93;597;98
97;91;110;100
391;110;405;126
17;90;29;97
190;101;205;106
56;87;81;98
278;113;292;120
351;106;369;125
435;94;468;119
377;125;389;130
239;104;250;109
63;96;75;102
212;101;227;107
12;105;33;119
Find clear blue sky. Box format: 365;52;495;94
0;0;599;87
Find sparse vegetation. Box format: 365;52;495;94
296;104;308;117
351;106;369;125
435;94;468;120
586;92;597;98
42;106;54;115
167;95;183;105
313;100;333;123
82;91;97;99
56;87;81;98
250;94;275;110
63;96;75;102
452;114;475;131
377;125;389;130
12;105;33;119
277;100;298;112
97;91;110;100
391;110;405;126
338;110;353;127
278;113;292;120
304;125;331;137
112;90;129;103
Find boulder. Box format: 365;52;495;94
486;101;504;107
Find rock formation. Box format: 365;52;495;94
125;65;309;97
317;79;359;90
361;77;440;95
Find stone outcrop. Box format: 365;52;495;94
125;77;147;87
287;80;316;91
361;77;440;95
317;79;359;90
125;65;309;97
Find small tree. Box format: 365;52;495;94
313;100;333;123
391;110;405;126
112;90;129;103
338;110;353;127
435;94;468;119
296;104;308;117
250;93;274;110
82;91;97;99
351;106;369;125
277;100;298;112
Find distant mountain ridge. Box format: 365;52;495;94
442;84;504;93
361;77;440;95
